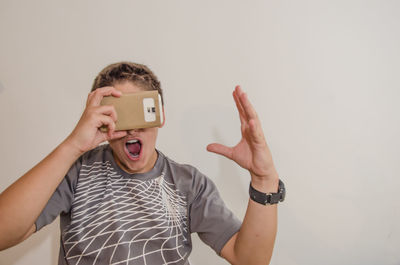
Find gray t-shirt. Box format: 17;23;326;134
35;144;241;265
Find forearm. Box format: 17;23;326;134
0;139;82;250
0;86;123;250
232;175;279;265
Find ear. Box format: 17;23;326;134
159;106;166;128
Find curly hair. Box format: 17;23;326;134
91;62;164;105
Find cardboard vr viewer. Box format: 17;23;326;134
100;90;163;132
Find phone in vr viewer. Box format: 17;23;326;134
100;90;163;132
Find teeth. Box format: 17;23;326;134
127;139;139;144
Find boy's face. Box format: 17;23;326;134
108;81;163;174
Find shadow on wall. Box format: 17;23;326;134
273;205;333;265
180;104;248;212
0;220;59;265
0;80;4;93
210;127;248;211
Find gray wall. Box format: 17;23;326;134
1;1;399;265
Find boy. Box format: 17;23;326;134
0;62;283;265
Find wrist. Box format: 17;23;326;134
249;178;285;205
60;136;86;160
250;172;279;193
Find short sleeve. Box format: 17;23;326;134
189;174;241;255
35;158;81;232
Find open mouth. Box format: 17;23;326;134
125;139;142;160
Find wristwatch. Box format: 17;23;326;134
249;179;286;205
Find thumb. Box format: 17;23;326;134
206;143;233;160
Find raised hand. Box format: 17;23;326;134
66;86;127;155
207;86;278;188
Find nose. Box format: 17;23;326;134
127;128;144;134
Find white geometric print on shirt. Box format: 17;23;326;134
62;161;189;265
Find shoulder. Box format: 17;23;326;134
160;151;206;181
163;153;202;176
79;144;111;164
159;151;217;201
66;144;111;177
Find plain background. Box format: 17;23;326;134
1;1;400;265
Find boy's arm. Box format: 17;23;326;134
0;87;127;251
0;141;83;250
207;86;280;265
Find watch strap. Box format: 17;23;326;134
249;179;285;205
